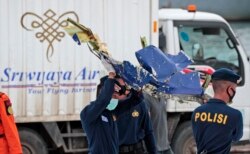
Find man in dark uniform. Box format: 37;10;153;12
116;90;157;154
192;68;243;154
80;72;143;153
143;93;174;154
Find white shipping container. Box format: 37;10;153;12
0;0;158;123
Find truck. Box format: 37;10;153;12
0;0;249;153
158;5;250;153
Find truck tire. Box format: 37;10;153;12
172;121;197;154
19;127;48;154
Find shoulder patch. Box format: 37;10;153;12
7;106;14;115
101;115;108;122
5;100;13;115
0;93;13;115
132;110;139;117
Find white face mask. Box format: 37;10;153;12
106;99;118;111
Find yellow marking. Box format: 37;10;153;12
213;113;217;122
200;112;207;121
207;113;213;122
195;112;200;122
223;115;228;124
217;114;223;123
7;106;13;115
132;110;139;117
194;112;228;125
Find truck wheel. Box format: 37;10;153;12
19;128;48;154
172;121;197;154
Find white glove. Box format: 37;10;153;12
100;55;115;73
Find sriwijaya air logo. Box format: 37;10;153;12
21;9;79;62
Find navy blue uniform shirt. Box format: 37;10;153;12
192;99;243;154
115;92;157;153
80;79;118;154
80;78;142;154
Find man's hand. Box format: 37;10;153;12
100;55;115;73
108;72;116;79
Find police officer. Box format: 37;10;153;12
80;72;142;153
192;68;243;154
116;91;157;153
0;92;23;154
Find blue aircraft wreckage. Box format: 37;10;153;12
64;18;211;103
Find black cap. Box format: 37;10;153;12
211;68;241;84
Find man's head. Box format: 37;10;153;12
211;68;241;103
96;75;130;100
112;77;130;100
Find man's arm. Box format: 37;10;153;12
80;73;115;123
232;111;243;142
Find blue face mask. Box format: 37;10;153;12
106;99;119;111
